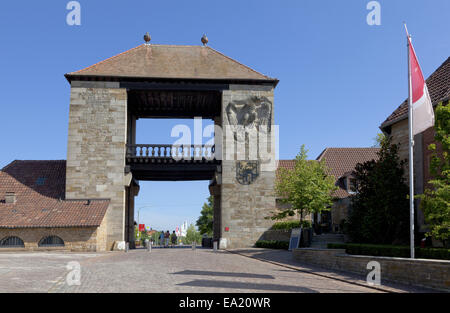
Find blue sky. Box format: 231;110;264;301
0;1;448;231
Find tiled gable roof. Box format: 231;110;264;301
65;44;277;82
317;148;380;198
0;160;109;228
381;57;450;129
277;160;296;171
277;148;380;199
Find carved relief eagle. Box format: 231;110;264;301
225;96;272;131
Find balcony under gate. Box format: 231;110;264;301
126;144;220;181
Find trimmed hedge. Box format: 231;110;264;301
418;248;450;260
255;240;289;250
270;220;312;230
327;243;450;260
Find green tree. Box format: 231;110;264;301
373;133;387;147
183;224;202;244
140;230;149;245
196;196;213;236
150;231;161;245
418;103;449;243
348;137;409;244
273;145;337;222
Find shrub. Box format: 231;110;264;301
270;220;312;230
348;137;410;244
255;240;289;250
327;243;347;249
417;248;450;260
417;103;450;243
327;243;450;260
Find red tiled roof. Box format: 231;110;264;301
381;57;450;129
277;148;380;199
0;160;109;228
317;148;380;198
276;159;317;177
277;160;296;171
65;44;277;82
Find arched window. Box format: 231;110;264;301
38;235;65;247
0;236;25;248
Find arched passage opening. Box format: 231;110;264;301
124;88;223;249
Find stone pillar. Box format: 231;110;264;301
127;113;137;146
125;183;139;248
209;183;222;242
65;87;128;251
219;87;277;249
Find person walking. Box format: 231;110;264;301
159;231;165;247
171;230;177;247
164;230;170;247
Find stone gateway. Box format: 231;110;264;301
0;36;279;251
56;36;279;251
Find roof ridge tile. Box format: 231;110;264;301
65;43;276;82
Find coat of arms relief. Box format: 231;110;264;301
225;96;272;185
225;96;272;136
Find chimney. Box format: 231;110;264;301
5;192;16;204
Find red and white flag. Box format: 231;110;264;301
407;35;435;135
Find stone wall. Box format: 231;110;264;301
213;195;221;241
259;229;291;242
390;113;443;195
96;214;108;251
293;248;450;291
390;119;425;192
125;183;139;249
0;227;98;252
220;160;276;248
331;198;350;232
390;119;409;173
219;88;276;249
274;200;310;222
65;87;128;250
389;118;425;229
390;119;421;186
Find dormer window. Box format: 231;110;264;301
349;178;358;194
5;192;16;204
339;173;358;194
341;177;348;190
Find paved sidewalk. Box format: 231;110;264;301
0;252;104;293
0;248;433;293
228;248;435;293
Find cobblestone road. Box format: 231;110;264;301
0;248;431;293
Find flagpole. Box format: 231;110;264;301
405;23;415;259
